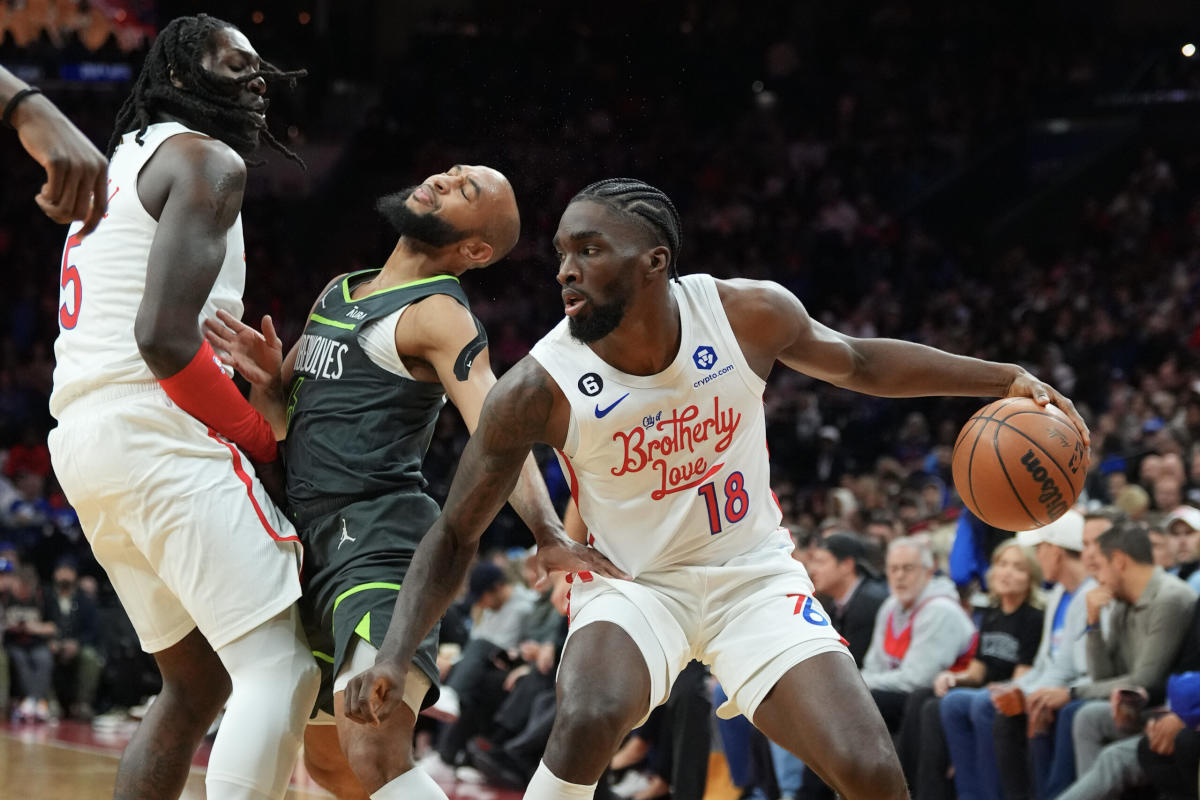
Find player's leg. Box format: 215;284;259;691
531;621;652;792
206;605;320;800
754;653;906;799
66;497;230;799
704;550;907;800
324;583;448;800
113;627;231;800
526;570;690;799
333;680;444;799
303;724;370;800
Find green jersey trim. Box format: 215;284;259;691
310;313;357;331
340;270;461;303
331;581;403;633
354;612;372;642
312;650;334;664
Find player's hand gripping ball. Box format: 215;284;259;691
952;397;1086;531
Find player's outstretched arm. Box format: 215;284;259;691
409;297;629;585
720;278;1090;449
343;356;556;726
2;67;108;234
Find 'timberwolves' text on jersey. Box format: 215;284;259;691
50;122;245;417
530;274;788;577
284;270;483;506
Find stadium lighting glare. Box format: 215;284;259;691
1183;43;1196;58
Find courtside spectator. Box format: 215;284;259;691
935;541;1043;800
1165;506;1200;592
44;559;101;720
992;510;1095;800
1067;520;1195;787
806;533;889;665
801;536;975;799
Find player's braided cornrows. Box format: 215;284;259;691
573;178;683;280
107;14;305;167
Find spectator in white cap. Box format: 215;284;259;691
992;509;1096;799
1164;506;1200;593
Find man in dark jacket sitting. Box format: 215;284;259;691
806;533;889;667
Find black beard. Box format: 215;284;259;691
568;294;628;343
376;188;466;248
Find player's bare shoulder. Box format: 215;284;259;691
482;355;570;452
712;277;811;375
138;133;246;221
396;291;478;353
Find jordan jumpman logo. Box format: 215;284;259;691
337;518;356;549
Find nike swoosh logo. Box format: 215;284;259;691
594;393;630;418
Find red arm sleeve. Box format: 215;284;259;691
157;340;278;463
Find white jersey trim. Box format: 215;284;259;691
358;305;414;380
692;277;768;396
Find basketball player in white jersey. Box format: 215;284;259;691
47;15;317;800
345;178;1091;799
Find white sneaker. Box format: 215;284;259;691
611;770;653;799
418;751;456;782
14;697;35;723
454;764;487;784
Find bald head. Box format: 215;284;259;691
378;164;521;270
473;166;520;265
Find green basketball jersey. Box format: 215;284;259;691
284;269;484;508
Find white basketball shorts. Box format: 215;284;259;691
564;533;851;725
49;383;302;653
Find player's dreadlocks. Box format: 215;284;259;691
107;14;305;166
572;178;683;280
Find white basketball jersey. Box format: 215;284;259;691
50;122;245;417
530;274;789;577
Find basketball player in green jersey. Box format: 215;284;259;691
205;164;625;800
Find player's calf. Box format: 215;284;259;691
113;628;231;800
304;724;370;800
338;717;448;800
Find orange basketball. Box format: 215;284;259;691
951;397;1086;532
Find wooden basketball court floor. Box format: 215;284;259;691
0;718;523;800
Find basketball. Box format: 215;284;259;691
952;397;1086;532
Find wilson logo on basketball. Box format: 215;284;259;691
1019;449;1070;519
610;396;741;500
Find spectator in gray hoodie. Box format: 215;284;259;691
861;536;978;728
799;536;976;800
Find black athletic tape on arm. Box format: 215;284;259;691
453;316;488;381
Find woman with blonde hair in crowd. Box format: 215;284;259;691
929;540;1045;800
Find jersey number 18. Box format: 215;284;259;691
697;471;749;535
